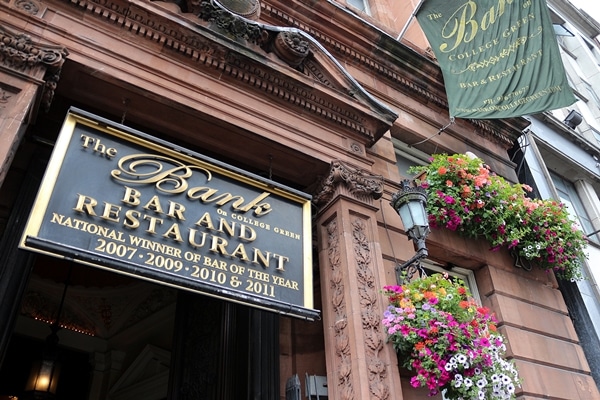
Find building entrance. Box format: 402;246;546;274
0;254;278;400
0;103;285;400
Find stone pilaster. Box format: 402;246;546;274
0;24;67;187
313;160;402;400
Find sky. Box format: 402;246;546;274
569;0;600;24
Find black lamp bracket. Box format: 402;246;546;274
395;238;428;284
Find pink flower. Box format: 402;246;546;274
410;376;421;388
382;273;521;398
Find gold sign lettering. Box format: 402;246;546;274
112;154;272;216
72;191;288;271
81;134;118;159
440;0;516;53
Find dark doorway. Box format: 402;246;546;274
168;292;279;400
0;255;279;400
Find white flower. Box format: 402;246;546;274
476;378;487;388
441;389;450;400
491;374;500;383
464;378;473;388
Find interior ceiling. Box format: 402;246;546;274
32;255;134;287
22;255;177;339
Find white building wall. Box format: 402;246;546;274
524;117;600;341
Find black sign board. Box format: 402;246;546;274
20;108;319;320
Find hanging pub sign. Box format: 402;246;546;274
415;0;577;119
20;108;319;320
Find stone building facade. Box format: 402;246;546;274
0;0;598;399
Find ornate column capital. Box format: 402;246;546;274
0;24;68;110
313;160;383;209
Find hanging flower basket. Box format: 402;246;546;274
382;274;521;399
409;153;587;281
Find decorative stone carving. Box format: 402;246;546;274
273;30;310;68
0;24;68;110
313;160;384;209
0;89;12;114
45;0;394;143
198;1;268;45
14;0;42;15
327;219;354;400
351;218;389;400
349;142;363;154
215;0;260;20
321;203;391;400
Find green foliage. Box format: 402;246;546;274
410;154;587;280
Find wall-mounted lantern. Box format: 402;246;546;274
390;179;430;283
564;110;583;129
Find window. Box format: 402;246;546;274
592;127;600;144
553;24;575;37
393;139;430;179
582;79;600;110
411;260;482;305
551;172;598;244
347;0;369;13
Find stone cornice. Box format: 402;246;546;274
28;0;396;145
0;24;68;110
261;0;527;148
313;160;383;209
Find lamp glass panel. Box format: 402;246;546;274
408;200;428;227
25;359;60;394
398;202;415;231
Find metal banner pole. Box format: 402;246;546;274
397;0;427;41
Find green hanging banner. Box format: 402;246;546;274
416;0;577;119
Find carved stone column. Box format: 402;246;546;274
313;161;403;400
0;24;67;188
